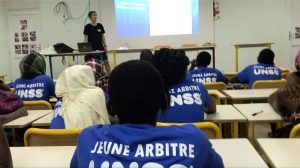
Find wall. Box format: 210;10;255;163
214;0;290;72
0;1;11;81
1;0;296;80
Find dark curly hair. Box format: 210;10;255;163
108;60;168;125
257;48;275;65
140;49;153;63
196;51;211;67
152;48;189;90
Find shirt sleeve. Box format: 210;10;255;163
83;25;88;35
100;24;105;34
237;66;250;83
216;70;229;84
205;146;224;168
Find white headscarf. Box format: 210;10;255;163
56;65;110;128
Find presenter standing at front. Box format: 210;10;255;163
84;11;111;74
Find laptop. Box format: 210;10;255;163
77;42;93;52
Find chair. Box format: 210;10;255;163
281;72;290;79
252;79;286;89
154;45;171;50
24;128;82;146
208;92;221;105
290;124;300;138
23;100;53;110
204;82;226;90
156;122;222;139
181;43;197;48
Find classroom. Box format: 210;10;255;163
0;0;300;167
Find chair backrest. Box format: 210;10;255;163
281;72;290;79
156;122;222;139
208;92;221;105
154;45;172;50
23;100;53;110
24;128;82;146
290;124;300;138
252;79;286;89
204;82;226;90
181;43;197;48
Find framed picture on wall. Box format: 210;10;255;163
295;27;300;38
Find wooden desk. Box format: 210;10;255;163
208;89;227;104
4;110;52;128
44;51;103;78
32;112;53;127
234;103;283;143
205;105;247;138
11;146;75;168
257;138;300;168
223;88;276;103
10;139;267;168
211;139;267;168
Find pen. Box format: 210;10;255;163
252;110;263;116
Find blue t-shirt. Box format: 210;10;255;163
10;75;55;101
158;80;212;123
237;63;282;88
50;99;65;129
70;124;223;168
188;67;228;84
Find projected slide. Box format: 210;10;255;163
115;0;199;37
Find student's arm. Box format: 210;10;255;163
70;148;79;168
205;145;224;168
0;124;12;168
203;86;216;114
104;60;111;74
229;67;249;84
84;35;88;43
189;59;197;71
0;107;28;124
102;34;108;52
217;70;229;84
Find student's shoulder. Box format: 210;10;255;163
179;124;210;142
36;75;54;81
79;124;107;138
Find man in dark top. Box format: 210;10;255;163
84;11;111;74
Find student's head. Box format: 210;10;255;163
295;49;300;71
257;48;275;65
140;49;153;63
88;11;97;22
108;60;167;126
152;48;189;90
56;65;96;97
196;51;211;67
19;52;46;79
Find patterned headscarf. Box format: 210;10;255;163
19;52;46;79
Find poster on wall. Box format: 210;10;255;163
8;11;41;58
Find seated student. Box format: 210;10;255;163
71;60;223;168
84;55;109;93
10;52;55;101
50;65;110;129
268;50;300;137
152;49;216;123
230;48;281;88
188;51;228;84
140;49;153;63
